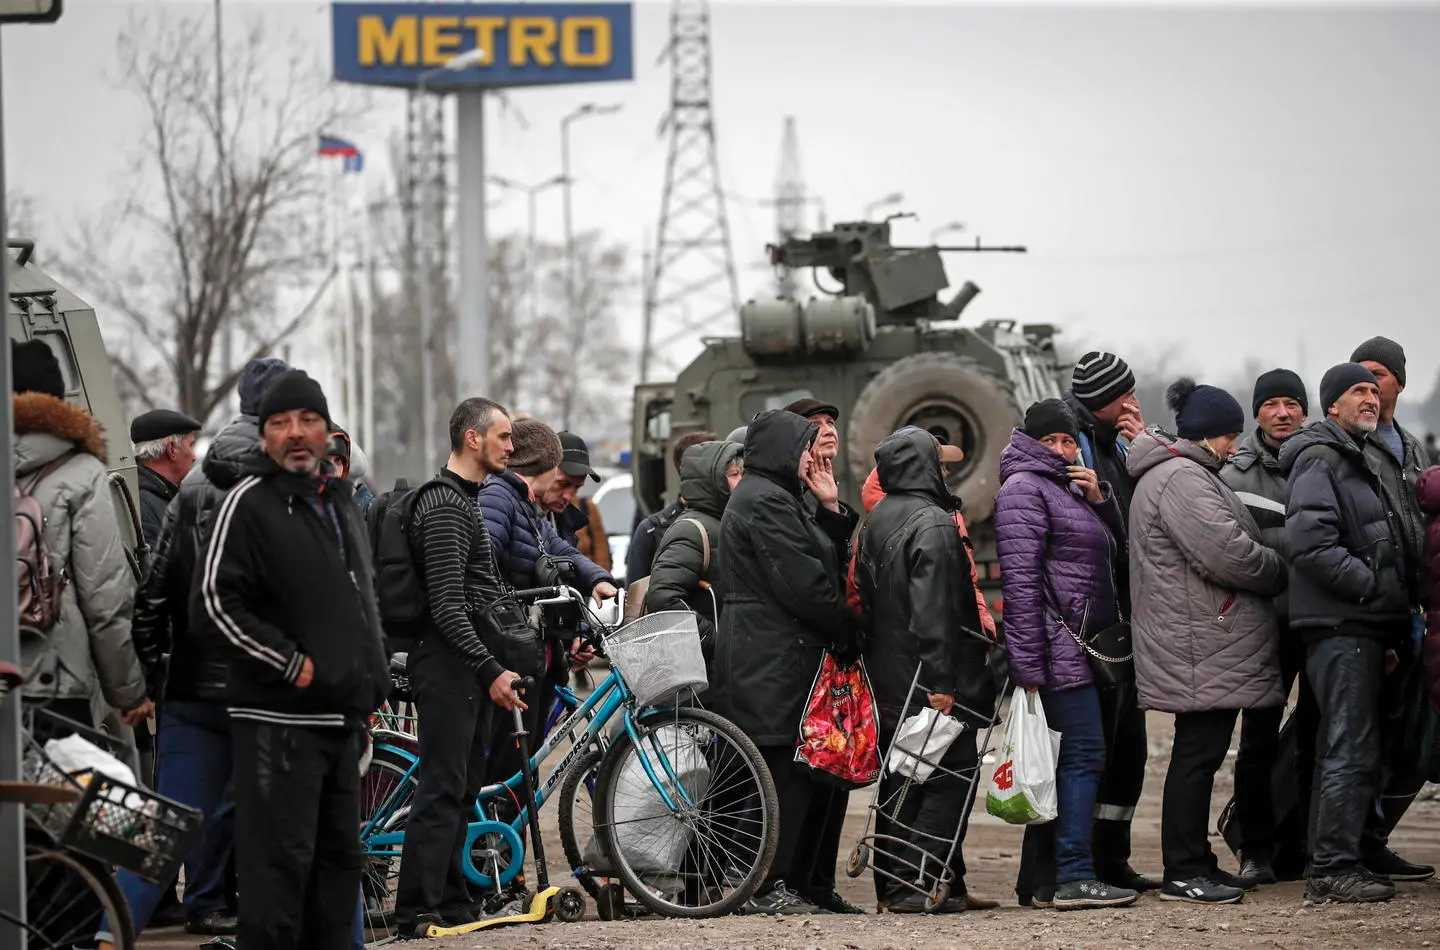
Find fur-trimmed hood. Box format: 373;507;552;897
13;392;108;474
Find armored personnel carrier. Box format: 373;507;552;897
630;218;1068;609
6;239;147;579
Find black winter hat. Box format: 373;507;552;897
130;408;203;444
11;338;65;399
1251;368;1309;417
1166;378;1244;441
257;369;330;427
238;357;292;416
1071;351;1135;412
1319;362;1379;415
1022;398;1080;441
1350;336;1406;387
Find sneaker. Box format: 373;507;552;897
1029;884;1056;910
1159;877;1245;904
742;881;819;916
185;913;240;936
1053;879;1139;910
1212;867;1259;892
808;890;866;914
1306;869;1396;903
1101;865;1164;892
884;889;962;914
1238;856;1278;886
1361;848;1436;882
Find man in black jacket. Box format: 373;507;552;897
130;408;202;547
858;427;996;913
202;370;389;948
713;409;858;915
1060;351;1158;893
394;397;535;936
1281;363;1411;904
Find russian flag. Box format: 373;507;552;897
318;135;363;173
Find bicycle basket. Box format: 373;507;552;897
604;610;708;708
22;720;203;883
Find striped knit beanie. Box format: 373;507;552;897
1071;351;1136;412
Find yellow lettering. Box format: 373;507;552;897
357;15;416;67
560;17;611;66
509;16;556;67
462;17;504;64
421;16;461;66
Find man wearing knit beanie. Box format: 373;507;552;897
1348;336;1435;846
1220;367;1314;884
1061;350;1158;893
1279;362;1428;900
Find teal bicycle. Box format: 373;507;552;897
359;586;779;939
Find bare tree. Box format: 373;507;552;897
58;9;361;424
5;190;37;245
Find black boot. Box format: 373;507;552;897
1093;819;1162;891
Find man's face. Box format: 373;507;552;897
1256;397;1305;444
810;413;840;461
262;410;330;474
1329;383;1381;436
539;472;586;513
469;411;514;475
1090;390;1139;426
173;433;198;477
1358;361;1403;416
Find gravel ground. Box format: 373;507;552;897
140;710;1440;949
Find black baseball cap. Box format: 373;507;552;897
557;431;601;483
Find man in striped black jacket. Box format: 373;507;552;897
201;370;389;949
1220;368;1316;885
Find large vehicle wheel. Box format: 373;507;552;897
846;352;1022;523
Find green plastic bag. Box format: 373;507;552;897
985;688;1062;825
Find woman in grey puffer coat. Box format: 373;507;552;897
1127;379;1286;906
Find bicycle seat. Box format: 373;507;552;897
388;654;409;676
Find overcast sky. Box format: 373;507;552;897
5;0;1439;418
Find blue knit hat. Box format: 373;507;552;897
1166;378;1244;442
238;357;291;416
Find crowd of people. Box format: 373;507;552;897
7;326;1440;947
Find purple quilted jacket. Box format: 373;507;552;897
995;429;1127;691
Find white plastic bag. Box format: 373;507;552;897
985;688;1061;824
44;733;137;786
886;706;965;784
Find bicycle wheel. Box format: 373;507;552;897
22;835;134;950
557;749;606;902
360;745;417;946
592;707;778;918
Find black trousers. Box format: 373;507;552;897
759;746;843;892
871;731;977;903
796;781;848;903
1092;681;1148;878
395;635;492;926
232;721;363;950
1307;636;1388;876
1161;708;1237;881
1233;630;1317;863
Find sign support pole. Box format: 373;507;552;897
455;90;489;401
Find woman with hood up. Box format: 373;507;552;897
994;398;1137;911
644;439;744;659
1126;379;1286;906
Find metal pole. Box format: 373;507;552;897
342;180;357;429
0;35;28;945
363;199;377;457
561;117;574;332
415;76;437;465
456;90;488;399
527;188;537;331
639;225;653;383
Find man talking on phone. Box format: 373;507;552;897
1062;351;1161;893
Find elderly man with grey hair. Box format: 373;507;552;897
130;408;203;547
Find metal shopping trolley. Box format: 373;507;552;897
844;644;1009;913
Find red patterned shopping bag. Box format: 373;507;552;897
793;652;881;789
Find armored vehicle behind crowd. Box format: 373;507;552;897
631;218;1069;612
6;239;147;579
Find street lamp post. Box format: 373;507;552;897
414;47;486;461
560;103;622;330
488;173;566;331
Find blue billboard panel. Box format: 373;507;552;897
332;2;634;89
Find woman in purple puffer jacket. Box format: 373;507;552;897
995;398;1135;912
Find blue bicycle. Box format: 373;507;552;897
359;586;779;939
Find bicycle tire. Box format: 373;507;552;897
592;707;778;918
23;836;134;950
556;749;606;901
360;745;418;946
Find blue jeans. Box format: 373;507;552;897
96;702;235;943
1040;685;1107;884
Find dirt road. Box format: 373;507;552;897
139;710;1440;949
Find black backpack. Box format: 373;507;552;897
367;476;460;655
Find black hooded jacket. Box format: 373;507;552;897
137;464;179;549
199;454;389;727
712;410;858;745
1281;419;1410;641
134;414;261;703
857;428;994;729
